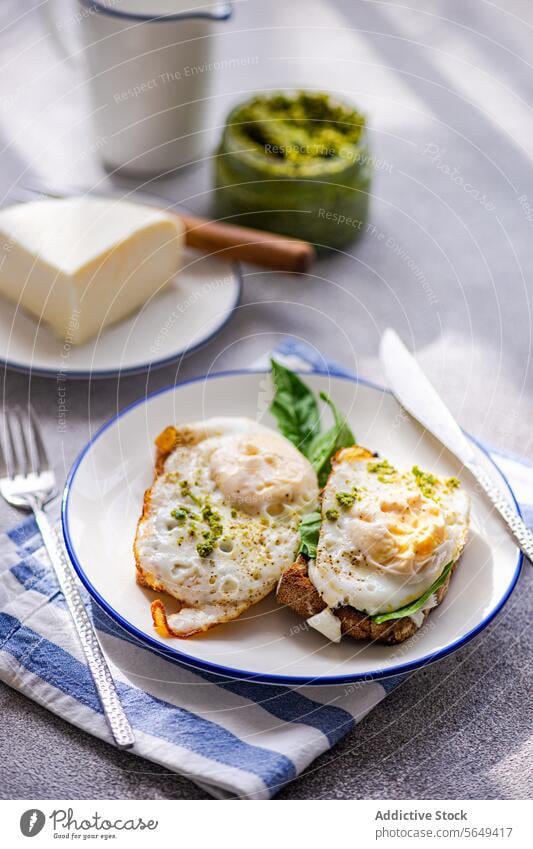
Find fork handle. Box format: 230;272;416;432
32;504;135;749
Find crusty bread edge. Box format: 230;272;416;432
276;551;464;645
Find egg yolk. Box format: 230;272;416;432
346;490;447;575
209;432;318;514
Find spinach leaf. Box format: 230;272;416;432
269;359;320;454
307;392;356;487
270;364;356;553
372;560;454;624
298;511;322;559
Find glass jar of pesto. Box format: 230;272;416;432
213;92;372;250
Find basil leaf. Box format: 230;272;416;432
372;560;454;624
298;511;321;559
307;391;356;487
269;359;320;454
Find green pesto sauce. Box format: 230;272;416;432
170;507;187;523
172;480;225;558
367;459;397;483
227;92;366;176
412;465;438;499
179;480;201;506
214;91;372;249
196;541;214;558
335;490;358;508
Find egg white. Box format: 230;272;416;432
135;417;319;635
309;447;470;616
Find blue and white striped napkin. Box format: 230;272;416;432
0;340;530;799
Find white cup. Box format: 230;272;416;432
44;0;233;176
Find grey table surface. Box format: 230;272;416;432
0;0;532;800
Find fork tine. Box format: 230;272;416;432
5;410;21;477
29;406;49;473
15;407;33;476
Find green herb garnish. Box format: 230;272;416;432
297;511;322;559
269;361;356;552
270;361;355;486
170;508;187;522
372;560;453;624
367;458;396;478
325;508;339;521
179;480;202;506
202;505;223;538
269;359;320;454
412;465;438;499
306;392;355;487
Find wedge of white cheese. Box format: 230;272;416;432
307;608;342;643
0;197;184;345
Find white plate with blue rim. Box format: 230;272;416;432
0;250;241;378
62;370;522;685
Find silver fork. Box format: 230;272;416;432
0;406;135;750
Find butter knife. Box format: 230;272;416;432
380;328;532;564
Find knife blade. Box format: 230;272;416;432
380;328;532;564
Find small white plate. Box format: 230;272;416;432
62;371;522;685
0;250;241;378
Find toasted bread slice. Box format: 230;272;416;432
276;553;461;644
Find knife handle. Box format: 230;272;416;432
468;463;533;564
178;213;316;273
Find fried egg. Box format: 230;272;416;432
135;417;319;636
309;446;470;616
